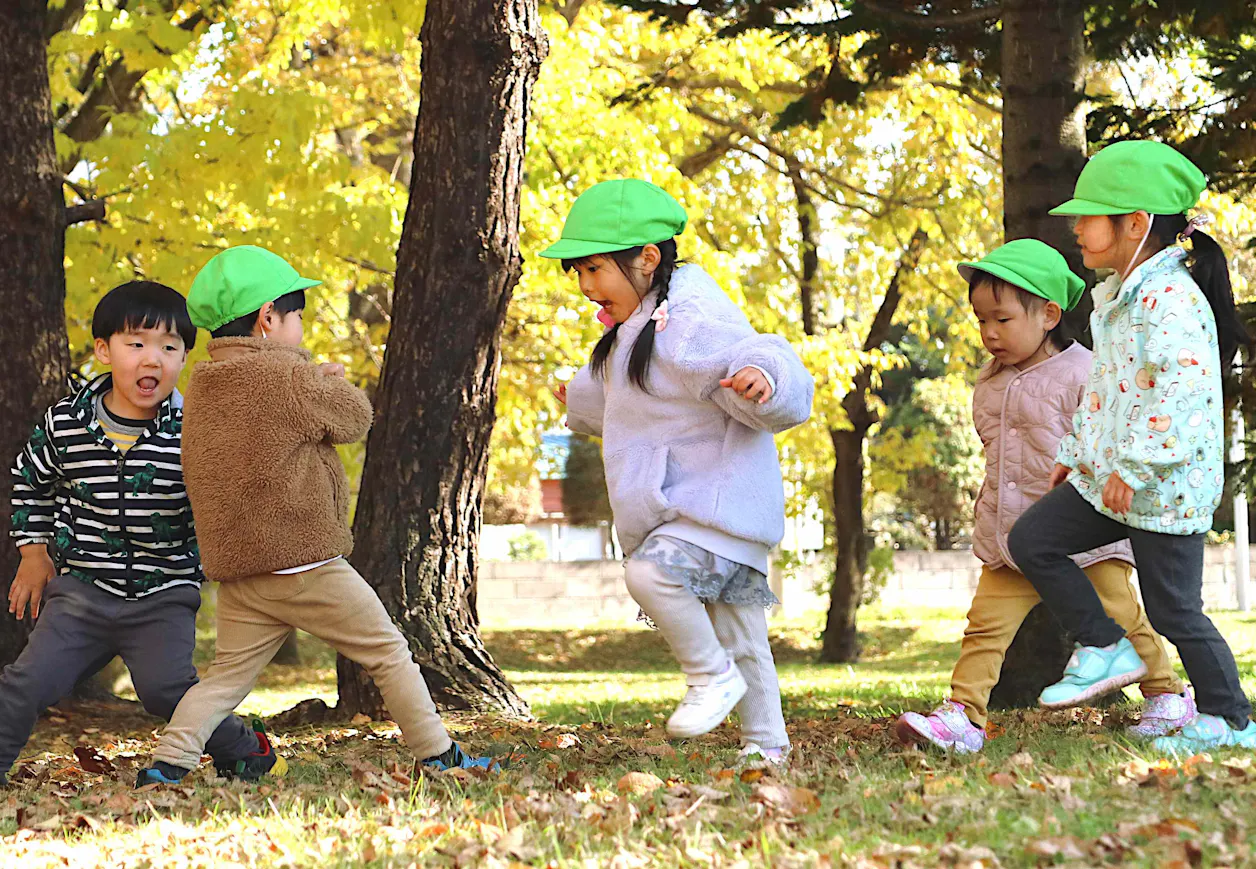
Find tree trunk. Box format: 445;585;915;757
821;426;869;662
271;629;301;666
336;0;545;718
992;0;1091;706
0;2;71;669
1001;0;1089;337
819;228;928;664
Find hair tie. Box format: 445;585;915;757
1179;214;1211;241
650;299;670;333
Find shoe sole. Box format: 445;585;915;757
666;674;748;739
1038;662;1148;710
894;717;979;755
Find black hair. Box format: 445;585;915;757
92;280;197;351
210;289;306;339
562;239;679;391
1116;214;1250;367
967;273;1071;351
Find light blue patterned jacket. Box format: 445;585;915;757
1058;246;1224;535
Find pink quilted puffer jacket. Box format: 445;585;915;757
971;342;1133;572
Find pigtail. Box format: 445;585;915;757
625;240;679;391
1148;214;1250;368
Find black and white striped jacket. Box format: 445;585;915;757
9;375;202;599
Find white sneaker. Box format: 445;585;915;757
738;743;791;769
667;661;747;739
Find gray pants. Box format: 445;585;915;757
623;558;789;749
0;575;259;773
1008;482;1252;727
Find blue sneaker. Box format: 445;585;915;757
1038;639;1148;709
135;761;191;787
421;742;501;774
1152;715;1256;755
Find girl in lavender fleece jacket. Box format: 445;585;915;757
543;180;813;765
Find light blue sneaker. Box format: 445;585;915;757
1038;638;1148;709
1152;715;1256;755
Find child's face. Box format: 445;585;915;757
94;326;188;419
259;303;305;346
1072;213;1147;274
970;282;1061;368
570;246;659;325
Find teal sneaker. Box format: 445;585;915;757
1152;715;1256;755
1038;639;1148;709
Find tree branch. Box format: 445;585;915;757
858;1;1001;29
65;201;106;226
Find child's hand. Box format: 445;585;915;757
721;367;773;404
1103;471;1134;515
319;362;346;378
9;545;54;620
1049;463;1071;489
552;382;568;406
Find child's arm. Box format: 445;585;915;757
562;364;605;438
673;319;814;433
1052;386;1086;483
294;364;374;444
9;409;62;618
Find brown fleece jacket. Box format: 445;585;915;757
182;338;373;581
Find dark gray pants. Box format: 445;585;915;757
1008;483;1252;727
0;576;258;772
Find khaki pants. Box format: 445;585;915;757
951;560;1184;727
153;559;452;769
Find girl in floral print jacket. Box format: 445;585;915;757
1009;141;1256;754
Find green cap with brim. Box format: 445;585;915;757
539;178;688;260
188;245;322;332
1049;140;1207;217
958;238;1086;312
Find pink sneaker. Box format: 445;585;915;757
1127;689;1197;739
895;701;985;755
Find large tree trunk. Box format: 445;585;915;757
819;228;928;664
336;0;545;718
992;0;1091;706
1001;0;1088;335
0;2;72;669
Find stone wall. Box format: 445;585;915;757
477;546;1256;626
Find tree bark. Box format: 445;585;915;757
992;0;1091;706
0;2;72;670
1001;0;1089;336
336;0;546;718
820;228;928;663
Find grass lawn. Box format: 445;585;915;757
4;603;1256;867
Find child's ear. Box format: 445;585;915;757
1043;301;1063;331
256;301;275;336
93;337;111;367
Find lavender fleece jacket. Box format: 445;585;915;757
565;264;814;563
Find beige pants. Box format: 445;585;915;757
951;560;1185;727
153;559;452;769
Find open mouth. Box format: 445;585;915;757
136;376;159;395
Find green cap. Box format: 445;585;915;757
188;246;322;332
958;238;1086;312
1049;140;1206;217
539;179;688;260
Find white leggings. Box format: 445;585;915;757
624;558;789;749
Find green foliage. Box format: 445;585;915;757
507;529;549;562
561;434;613;526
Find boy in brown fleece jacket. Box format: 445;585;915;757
137;246;497;785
